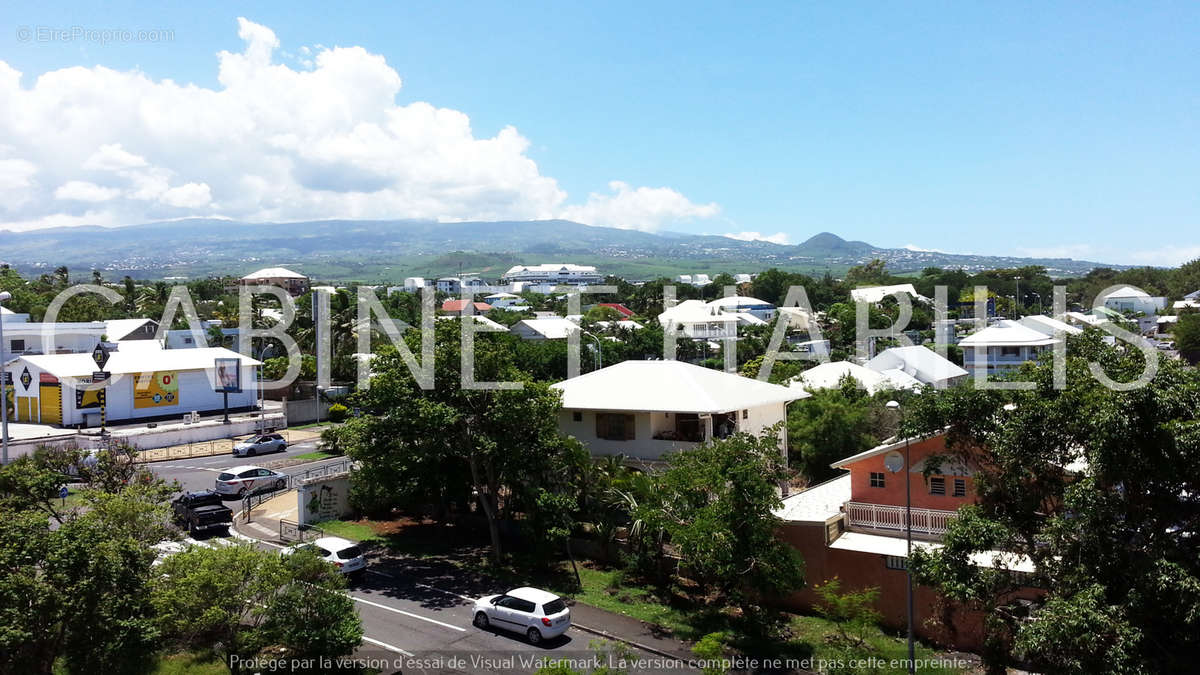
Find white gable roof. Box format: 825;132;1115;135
105;318;157;341
511;318;581;339
791;361;921;395
959;320;1060;347
14;346;261;378
242;267;306;280
866;346;967;384
551;360;805;414
1018;315;1083;337
850;284;929;305
1099;285;1151;299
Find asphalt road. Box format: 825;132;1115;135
149;438;346;495
152;455;692;673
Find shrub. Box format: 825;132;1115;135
813;577;882;648
326;403;349;423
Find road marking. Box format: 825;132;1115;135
361;636;413;656
366;569;475;601
348;594;467;631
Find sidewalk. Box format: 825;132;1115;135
234;489;298;543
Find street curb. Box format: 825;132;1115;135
569;621;692;663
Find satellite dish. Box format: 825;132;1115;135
884;451;904;473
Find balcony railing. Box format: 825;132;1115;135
845;501;957;538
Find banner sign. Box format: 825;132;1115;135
76;387;104;409
214;358;241;393
134;371;179;408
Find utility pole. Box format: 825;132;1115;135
0;290;11;464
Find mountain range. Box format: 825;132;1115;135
0;218;1126;282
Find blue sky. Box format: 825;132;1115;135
1;1;1197;265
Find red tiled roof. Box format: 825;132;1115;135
598;303;635;318
441;300;491;313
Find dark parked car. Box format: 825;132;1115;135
172;490;234;535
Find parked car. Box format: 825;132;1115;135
171;490;234;534
215;465;288;498
472;587;571;644
233;433;288;457
280;536;367;576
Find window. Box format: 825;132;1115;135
10;339;24;352
1000;346;1021;357
869;472;886;488
741;409;749;420
498;597;536;613
184;337;193;344
542;598;566;615
930;476;946;495
953;478;966;497
596;413;635;441
572;411;582;422
885;556;907;570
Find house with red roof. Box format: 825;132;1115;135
596;303;636;319
440;299;492;315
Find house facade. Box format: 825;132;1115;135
775;433;1038;651
550;360;804;463
959;320;1060;378
500;264;603;286
239;267;310;297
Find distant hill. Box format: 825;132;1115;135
0;219;1126;282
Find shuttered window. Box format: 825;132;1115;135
596;413;635;441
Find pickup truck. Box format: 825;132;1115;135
172;490;234;534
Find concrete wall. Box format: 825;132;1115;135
110;413;285;449
52;365;259;426
295;473;353;525
284;397;334;425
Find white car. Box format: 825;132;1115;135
472;587;571;644
281;536;367;576
233;433;288;457
214;465;288;497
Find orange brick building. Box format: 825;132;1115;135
775;433;1038;651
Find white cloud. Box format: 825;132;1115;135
54;180;121;202
903;243;946;253
0;18;718;233
1018;243;1200;267
82;144;148;171
560;181;720;232
1124;245;1200;268
723;231;791;245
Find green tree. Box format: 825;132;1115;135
638;430;804;621
338;321;582;562
786;383;881;484
906;335;1200;673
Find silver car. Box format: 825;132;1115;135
215;465;288;497
233;433;287;458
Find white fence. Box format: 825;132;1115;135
845;501;956;537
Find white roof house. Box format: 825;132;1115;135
1064;311;1104;327
510;318;582;341
1173;300;1200;310
553;360;805;414
791;361;923;395
435;315;508;332
1017;315;1084;338
1097;286;1167;315
551;360;806;461
866;346;968;388
850;284;930;305
17;346;260;378
959;320;1060;348
241;267;307;280
774;474;851;524
105;318;159;341
960;320;1061;377
658;299;766;339
706;296;776;321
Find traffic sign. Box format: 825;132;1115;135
59;486;68;499
92;371;111;383
92;343;110;369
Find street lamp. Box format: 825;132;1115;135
581;330;603;371
886;399;916;675
1031;292;1042;315
0;290;11;464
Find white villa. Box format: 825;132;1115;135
1098;286;1167;315
510;318;581;341
959;320;1061;377
551;360;806;462
657;298;770;339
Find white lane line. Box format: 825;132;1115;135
367;569;475;601
361;636;413;656
348;594;467;632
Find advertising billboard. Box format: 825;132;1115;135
214;358;241;393
133;371;179;408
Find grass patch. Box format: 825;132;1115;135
291;450;337;462
147;651;228;675
316;518;386;545
289;421;332;430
